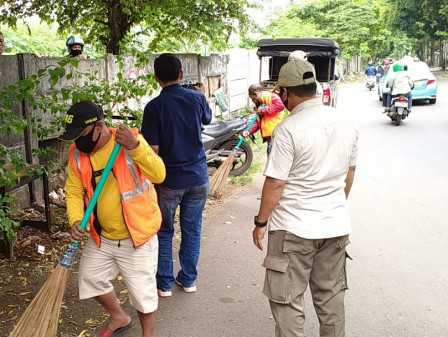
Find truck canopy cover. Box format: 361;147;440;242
257;38;340;58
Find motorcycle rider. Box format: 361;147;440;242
66;35;90;60
364;61;377;86
384;63;414;114
365;62;377;76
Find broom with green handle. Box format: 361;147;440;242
209;111;260;197
10;143;122;337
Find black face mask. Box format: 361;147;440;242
70;49;83;57
75;125;101;153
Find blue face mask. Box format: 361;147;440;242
75;125;100;153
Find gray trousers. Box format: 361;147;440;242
262;230;350;337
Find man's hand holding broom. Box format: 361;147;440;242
70;220;88;241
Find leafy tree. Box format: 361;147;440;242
260;0;416;60
293;0;386;58
238;36;259;50
391;0;448;40
0;0;254;55
263;12;323;40
388;0;448;63
0;23;64;56
390;0;428;40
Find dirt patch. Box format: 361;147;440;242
0;184;238;337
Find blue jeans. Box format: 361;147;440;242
155;181;209;291
387;92;412;109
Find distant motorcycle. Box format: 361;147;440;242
366;75;376;90
388;95;410;126
202;116;254;176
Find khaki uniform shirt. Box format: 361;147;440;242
388;71;414;95
264;98;358;239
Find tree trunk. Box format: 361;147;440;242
105;1;132;55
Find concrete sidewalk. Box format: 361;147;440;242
119;173;274;336
121;173;320;337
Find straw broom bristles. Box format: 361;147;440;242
209;153;234;198
9;263;70;337
209;113;259;197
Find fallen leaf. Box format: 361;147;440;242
18;292;31;296
77;330;88;337
84;319;101;327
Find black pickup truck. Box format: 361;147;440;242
256;38;340;107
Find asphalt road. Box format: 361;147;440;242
123;77;448;337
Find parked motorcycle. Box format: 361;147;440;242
388;95;409;126
366;75;376;90
202;116;254;176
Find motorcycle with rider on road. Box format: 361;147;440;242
383;62;414;126
365;62;377;90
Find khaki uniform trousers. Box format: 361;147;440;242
262;230;350;337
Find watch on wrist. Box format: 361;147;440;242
254;215;268;228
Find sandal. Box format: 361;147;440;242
98;318;133;337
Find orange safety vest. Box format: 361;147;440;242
259;91;285;138
68;127;161;247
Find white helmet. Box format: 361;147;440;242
288;50;308;62
66;35;84;52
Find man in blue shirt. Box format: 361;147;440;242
364;62;377;88
364;62;377;76
141;53;212;298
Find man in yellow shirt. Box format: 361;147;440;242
59;100;165;337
